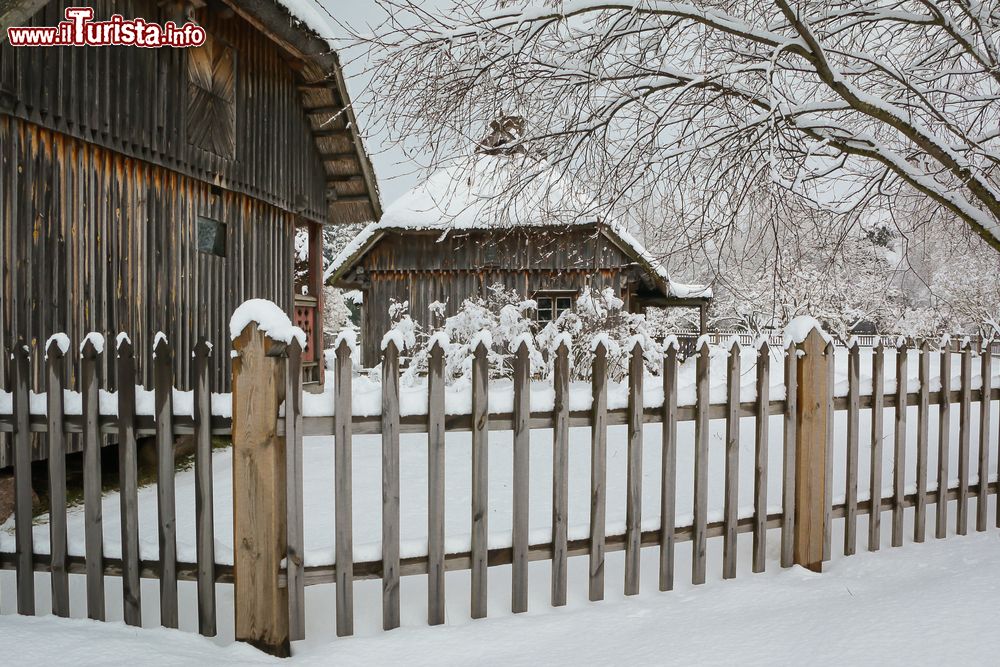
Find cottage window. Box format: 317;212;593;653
534;293;575;323
197;216;227;257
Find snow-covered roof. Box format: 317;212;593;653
325;154;712;300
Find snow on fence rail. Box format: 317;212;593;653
1;312;1000;656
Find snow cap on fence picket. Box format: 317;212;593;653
626;333;652;354
551;331;573;352
591;332;621;355
333;327;358;352
845;335;859;349
380;329;407;352
229;298;307;348
152;331;169;353
428;330;450;350
115;332;132;350
80;331;105;355
661;334;679;352
510;331;535;353
754;334;770;350
782;316;832;349
696;333;712;349
939;333;952;348
470;328;493;351
44;332;71;359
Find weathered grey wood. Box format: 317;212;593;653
427;341;446;625
625;342;643;595
915;341;930;543
12;340;34;615
333;339;354;636
117;338;142;627
81;337;105;620
794;330;828;573
937;343;951;538
45;339;69;617
753;341;770;573
958;341;972;535
471;341;489;618
283;340;304;641
723;340;740;580
693;339;710;583
977;342;991;532
154;336;177;628
589;342;608;601
869;341;885;551
232;324;289;657
552;342;570;607
512;341;530;613
781;342;797;568
192;339;217;637
660;344;678;590
381;341;401;630
845;340;860;556
892;341;907;548
824;341;835;562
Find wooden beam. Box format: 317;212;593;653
312;129;352;139
320;150;359;160
0;0;48;39
304;105;344;115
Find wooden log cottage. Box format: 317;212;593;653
326;152;711;367
0;0;380;391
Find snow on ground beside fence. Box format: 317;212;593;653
3;529;1000;663
1;346;997;418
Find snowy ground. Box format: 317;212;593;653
2;529;999;665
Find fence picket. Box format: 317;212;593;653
937;342;951;538
845;340;860;556
117;338;142;627
915;342;929;543
869;341;885;551
512;341;530;613
892;341;907;548
12;340;34;615
693;339;710;583
427;341;446;625
154;336;177;628
752;341;769;573
334;339;354;636
283;340;304;641
625;342;643;595
81;337;106;620
958;341;972;535
381;340;401;630
824;340;835;562
471;341;489;619
977;342;991;532
781;342;797;568
723;340;739;580
589;342;608;601
660;344;678;589
193;339;217;636
551;342;570;606
45;339;69;617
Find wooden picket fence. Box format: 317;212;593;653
1;320;998;658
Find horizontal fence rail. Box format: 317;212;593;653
1;324;999;657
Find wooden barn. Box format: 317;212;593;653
326;153;711;367
0;0;380;392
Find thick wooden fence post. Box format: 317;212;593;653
232;320;289;658
794;328;829;573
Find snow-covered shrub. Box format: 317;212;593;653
536;286;660;381
381;283;658;384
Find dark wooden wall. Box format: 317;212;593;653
357;229;634;366
0;0;328;222
0;115;296;392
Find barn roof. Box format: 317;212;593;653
325;154;712;300
220;1;382;223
